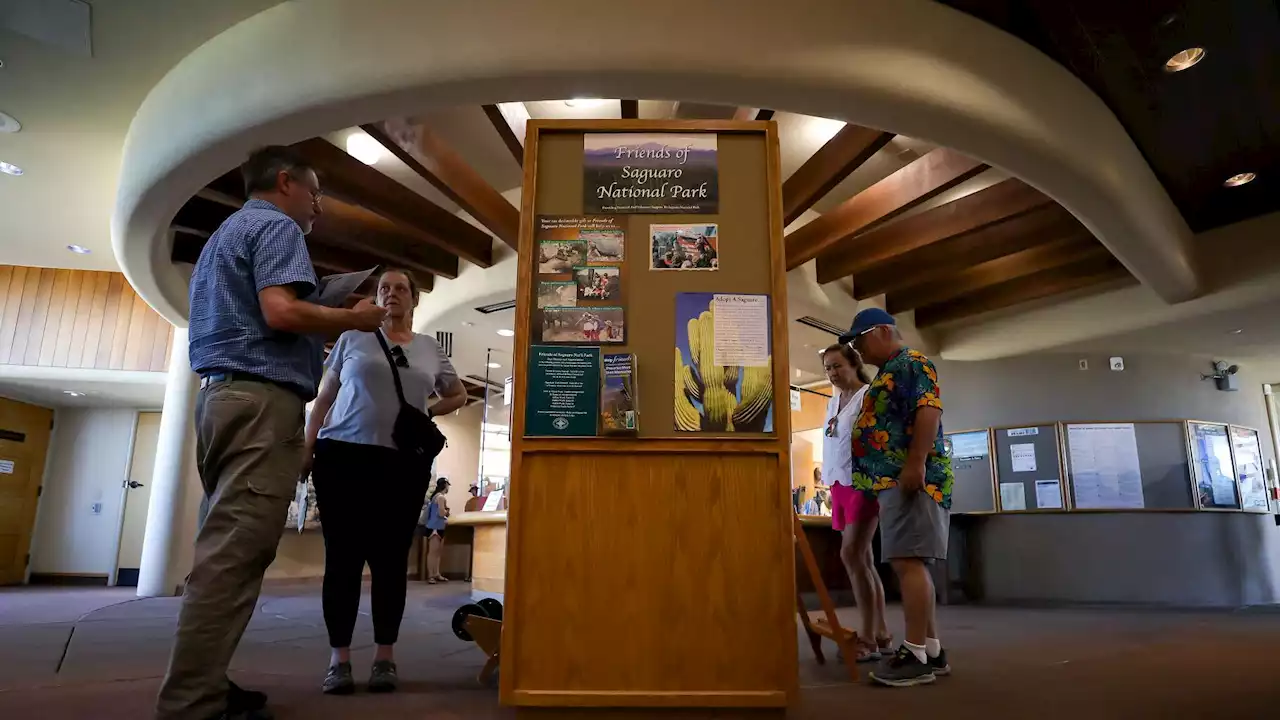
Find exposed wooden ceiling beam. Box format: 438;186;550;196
815;177;1051;284
362;120;520;249
293;138;494;268
170;230;434;293
913;255;1131;328
786;148;987;270
886;235;1106;313
482;103;525;167
620;99;639;119
193;171;460;279
851;204;1083;300
782;125;895;225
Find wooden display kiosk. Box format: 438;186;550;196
501;120;797;713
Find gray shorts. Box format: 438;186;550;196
878;487;949;561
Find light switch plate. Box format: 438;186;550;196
1078;359;1088;370
1109;356;1124;371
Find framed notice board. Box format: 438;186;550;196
1187;421;1241;509
992;424;1064;511
1063;421;1194;511
944;429;996;514
1229;425;1269;512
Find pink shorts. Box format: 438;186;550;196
830;482;879;531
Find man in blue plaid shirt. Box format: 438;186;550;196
157;146;387;720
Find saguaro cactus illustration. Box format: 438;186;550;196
674;308;773;432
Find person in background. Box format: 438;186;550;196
820;342;892;663
304;268;468;696
424;478;452;583
843;308;953;687
464;484;483;512
160;146;387;720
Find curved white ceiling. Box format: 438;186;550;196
112;0;1197;326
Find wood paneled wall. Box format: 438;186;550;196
0;267;173;372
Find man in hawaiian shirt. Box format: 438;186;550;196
842;308;953;687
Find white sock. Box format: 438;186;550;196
904;640;927;663
925;637;941;658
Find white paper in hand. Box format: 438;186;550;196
315;267;378;308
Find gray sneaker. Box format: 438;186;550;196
929;648;951;676
869;646;937;687
368;660;399;693
322;662;355;695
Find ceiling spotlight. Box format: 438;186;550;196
487;362;502;369
496;328;515;337
0;161;23;176
1164;47;1205;72
67;244;91;254
1229;328;1244;335
460;321;475;327
1224;172;1256;188
0;111;20;133
564;98;606;108
345;131;384;165
63;390;84;397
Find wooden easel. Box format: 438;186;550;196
464;615;502;685
793;514;860;682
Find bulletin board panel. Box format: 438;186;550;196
504;120;796;711
945;429;996;514
1062;422;1195;511
1187;421;1242;510
992;424;1065;511
1229;425;1270;513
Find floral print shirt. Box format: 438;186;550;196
850;347;953;509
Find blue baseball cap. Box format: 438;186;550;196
838;308;896;344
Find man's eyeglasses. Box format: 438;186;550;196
287;172;324;203
390;345;409;368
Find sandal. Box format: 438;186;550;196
877;635;895;654
855;639;883;664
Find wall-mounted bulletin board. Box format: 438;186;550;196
1187;421;1242;509
1062;422;1195;511
503;120;795;712
1229;425;1270;512
944;429;996;514
992;424;1065;511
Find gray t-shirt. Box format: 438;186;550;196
318;330;459;449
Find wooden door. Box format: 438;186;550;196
0;397;54;585
115;412;160;586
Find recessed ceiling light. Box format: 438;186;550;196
1164;47;1205;72
460;321;475;327
1229;328;1244;335
0;161;23;176
0;111;20;134
487;362;502;369
564;98;606;108
345;131;383;165
1224;172;1256;187
63;390;84;397
496;328;515;337
67;244;91;254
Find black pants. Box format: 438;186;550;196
312;439;429;647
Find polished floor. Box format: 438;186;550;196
1;581;1278;718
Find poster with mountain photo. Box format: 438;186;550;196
583;134;718;213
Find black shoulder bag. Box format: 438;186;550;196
374;330;448;462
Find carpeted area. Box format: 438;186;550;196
1;581;1278;718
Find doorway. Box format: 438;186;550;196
0;397;54;585
114;412;160;586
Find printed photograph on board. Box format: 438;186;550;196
584;133;719;213
538;280;577;308
538;239;587;274
574;265;621;301
650;224;718;271
601;353;638;434
584;229;626;264
674;292;774;433
542;306;626;344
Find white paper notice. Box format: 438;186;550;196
482;489;504;512
712;294;770;367
1066;423;1144;510
790;388;802;411
1010;443;1037;472
1007;427;1039;437
1000;482;1026;511
315;267;378;308
0;459;12;474
1035;479;1063;509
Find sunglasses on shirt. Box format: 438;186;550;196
390;345;409;368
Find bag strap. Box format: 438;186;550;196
373;329;410;407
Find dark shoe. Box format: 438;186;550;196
929;648;951;676
227;680;267;711
211;708;273;720
869;646;936;687
322;662;355;695
368;660;399;693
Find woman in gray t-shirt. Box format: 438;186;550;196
303;268;467;695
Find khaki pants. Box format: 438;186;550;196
156;379;305;720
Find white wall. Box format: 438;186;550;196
31;409;138;576
434;402;483;513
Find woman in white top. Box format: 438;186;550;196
304;268;468;695
821;342;891;662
